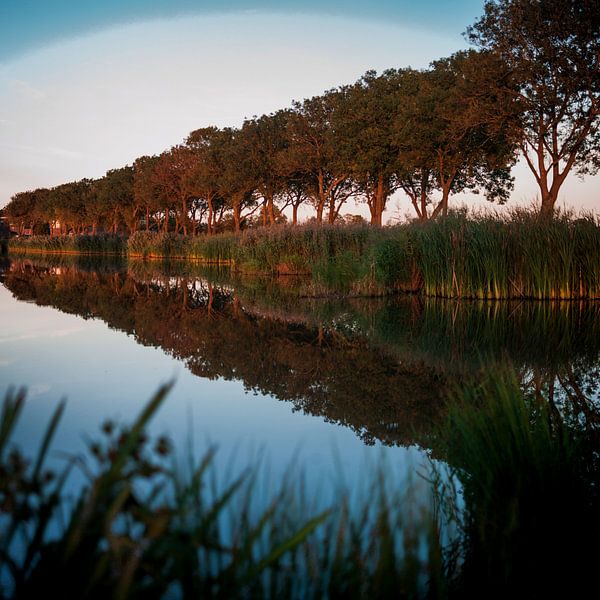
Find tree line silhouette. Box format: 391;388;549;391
2;0;599;235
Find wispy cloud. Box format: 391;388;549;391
0;325;86;345
9;78;47;100
29;383;51;397
0;141;86;160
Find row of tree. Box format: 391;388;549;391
2;0;599;235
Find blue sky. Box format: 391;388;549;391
0;1;597;216
1;1;484;60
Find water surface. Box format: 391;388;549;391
1;255;599;505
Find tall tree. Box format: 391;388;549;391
468;0;600;216
334;71;401;226
394;52;516;219
287;92;352;223
152;147;197;234
240;111;291;226
96;168;135;233
217;128;259;233
186;127;231;235
134;156;162;232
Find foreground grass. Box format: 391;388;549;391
9;211;600;299
439;371;599;598
0;384;445;599
1;369;598;598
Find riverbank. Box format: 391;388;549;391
8;212;600;299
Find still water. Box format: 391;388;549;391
1;255;599;505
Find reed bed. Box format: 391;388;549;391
11;212;600;299
8;233;126;255
439;370;599;597
407;211;600;299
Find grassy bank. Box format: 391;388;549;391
8;233;126;255
9;211;600;299
2;370;597;598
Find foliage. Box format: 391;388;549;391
467;0;600;215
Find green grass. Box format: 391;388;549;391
10;211;600;299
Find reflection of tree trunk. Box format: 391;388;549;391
208;285;214;315
560;366;600;432
232;295;241;317
182;279;188;311
317;326;324;347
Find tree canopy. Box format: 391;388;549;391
4;0;599;232
467;0;600;216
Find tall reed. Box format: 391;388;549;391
438;369;599;598
12;211;600;299
8;233;126;255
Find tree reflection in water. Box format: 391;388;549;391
2;256;598;448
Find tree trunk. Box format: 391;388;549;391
181;197;188;236
327;193;337;224
266;192;275;225
292;204;298;225
540;191;557;218
207;198;214;236
233;195;242;233
369;175;386;227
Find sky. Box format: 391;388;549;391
0;0;598;217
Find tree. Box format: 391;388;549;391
152;147;198;234
239;111;291;226
334;71;402;226
216;128;259;232
186;127;232;235
468;0;600;216
394;52;516;219
287;92;353;223
97;167;135;234
134;156;162;232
